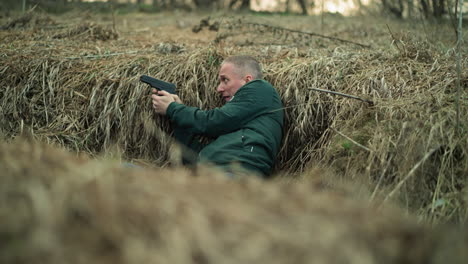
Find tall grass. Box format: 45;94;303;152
0;11;467;224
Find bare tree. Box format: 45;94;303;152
193;0;216;9
286;0;310;15
152;0;172;9
382;0;404;18
432;0;446;17
382;0;450;19
296;0;308;15
229;0;250;10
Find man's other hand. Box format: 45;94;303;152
152;90;176;115
171;94;183;104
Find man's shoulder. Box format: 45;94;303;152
235;80;283;111
246;79;273;88
241;79;278;95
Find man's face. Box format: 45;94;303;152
217;62;247;102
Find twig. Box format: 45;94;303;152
64;50;138;60
455;0;460;38
320;0;324;33
40;25;71;30
455;0;463;136
382;146;440;204
386;24;402;53
214;16;227;45
243;22;371;48
236;41;298;47
111;2;117;33
330;127;372;152
370;122;408;201
448;0;459;40
309;87;374;105
268;102;315;113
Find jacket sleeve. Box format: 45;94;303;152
166;83;271;137
171;126;202;165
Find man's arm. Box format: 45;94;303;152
172;127;205;165
166;81;273;137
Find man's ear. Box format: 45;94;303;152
244;75;253;83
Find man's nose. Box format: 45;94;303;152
217;84;223;92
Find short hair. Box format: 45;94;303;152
222;55;263;80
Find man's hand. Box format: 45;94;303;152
171;93;183;104
152;90;176;115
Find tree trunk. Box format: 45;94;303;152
297;0;308;15
240;0;249;9
229;0;250;9
432;0;445;17
407;0;414;18
420;0;430;17
382;0;403;18
194;0;214;8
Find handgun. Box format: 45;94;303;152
140;75;176;94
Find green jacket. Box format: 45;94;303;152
166;79;284;176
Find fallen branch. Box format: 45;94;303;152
244;22;371;49
309;87;374;106
330;127;372;152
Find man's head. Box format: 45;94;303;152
217;55;263;102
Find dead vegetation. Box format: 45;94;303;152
53;22;118;41
2;139;468;264
0;10;56;30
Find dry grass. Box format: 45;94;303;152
3;139;468;264
0;10;467;231
52;22;118;41
0;9;56;30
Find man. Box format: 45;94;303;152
152;55;283;177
